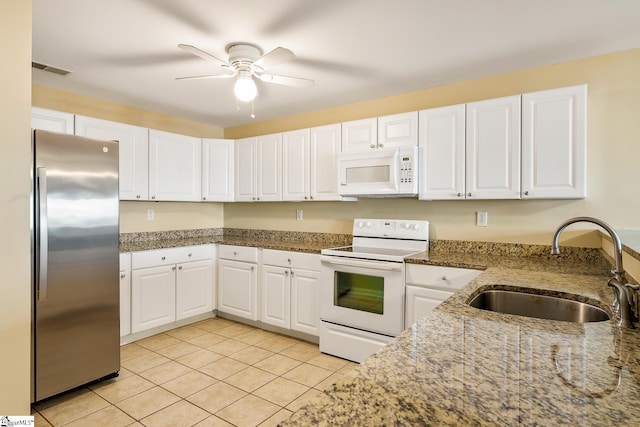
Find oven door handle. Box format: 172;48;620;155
320;255;403;271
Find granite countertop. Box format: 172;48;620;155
281;267;640;426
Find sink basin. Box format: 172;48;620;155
467;289;610;323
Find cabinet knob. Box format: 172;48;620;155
457;193;462;197
287;259;291;264
304;196;308;200
524;190;529;196
202;197;206;200
378;143;384;148
310;196;313;200
178;266;182;270
257;197;260;201
290;271;294;276
369;144;375;148
161;256;166;261
151;196;156;200
172;266;176;271
441;276;447;281
120;273;126;279
251;266;254;271
188;253;192;257
285;270;289;276
136;195;141;199
233;251;237;256
467;192;472;197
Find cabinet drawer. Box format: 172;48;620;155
262;249;320;270
218;245;258;263
132;245;214;269
405;264;481;291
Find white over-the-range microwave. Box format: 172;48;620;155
338;146;419;197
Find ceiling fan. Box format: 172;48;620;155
177;43;314;103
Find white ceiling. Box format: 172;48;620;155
32;0;640;128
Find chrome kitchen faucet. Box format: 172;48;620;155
551;216;639;328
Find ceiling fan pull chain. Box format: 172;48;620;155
250;100;256;119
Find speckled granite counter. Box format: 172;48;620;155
281;267;640;426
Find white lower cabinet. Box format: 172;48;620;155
119;253;132;337
261;249;321;336
130;245;214;334
405;264;481;329
217;245;258;320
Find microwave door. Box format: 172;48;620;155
339;154;398;195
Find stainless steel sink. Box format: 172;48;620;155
467;289;610;323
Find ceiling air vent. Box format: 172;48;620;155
32;61;72;76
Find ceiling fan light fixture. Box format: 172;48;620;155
234;72;257;102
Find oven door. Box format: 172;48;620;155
320;255;405;337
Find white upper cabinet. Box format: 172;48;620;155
75;115;149;201
342;112;417;153
202;138;234;202
148;129;202;201
341;118;377;153
466;95;521;199
31;107;74;134
522;84;587;199
418;104;466;200
234;133;282;202
283;129;310;201
257;133;283;201
377;111;418;149
235;137;258;201
310;123;343;201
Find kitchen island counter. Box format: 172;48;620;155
281;267;640;426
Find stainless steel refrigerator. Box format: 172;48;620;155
31;129;120;402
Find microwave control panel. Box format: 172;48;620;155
399;155;414;184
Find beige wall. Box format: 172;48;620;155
0;0;32;414
224;48;640;246
33;86;226;232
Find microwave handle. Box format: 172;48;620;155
321;255;403;271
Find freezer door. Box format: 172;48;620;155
33;130;120;401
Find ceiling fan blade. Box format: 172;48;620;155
176;73;236;81
254;47;295;70
178;44;228;66
257;73;314;88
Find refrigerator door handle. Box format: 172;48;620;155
37;167;48;301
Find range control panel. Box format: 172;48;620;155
353;218;429;240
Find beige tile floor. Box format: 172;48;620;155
33;317;358;427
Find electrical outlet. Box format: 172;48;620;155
296;209;303;220
476;211;488;227
147;209;155;220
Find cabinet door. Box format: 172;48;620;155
257;133;283;201
234;137;257;201
377;111;418;149
261;265;291;329
202;138;234;202
120;253;131;337
75;115;149;201
31;107;74;134
131;265;176;333
283;129;310;201
341;118;377;153
310;124;342;201
466;95;521;199
291;267;320;336
176;259;214;320
217;259;257;320
418;105;466;200
149;129;202;201
522;85;586;199
119;270;131;337
405;285;453;329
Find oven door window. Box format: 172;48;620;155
334;271;384;315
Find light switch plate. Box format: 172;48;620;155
147;209;155;220
296;209;303;220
